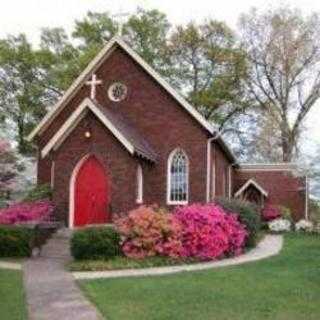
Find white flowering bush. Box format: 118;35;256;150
295;219;313;232
314;223;320;234
268;218;291;232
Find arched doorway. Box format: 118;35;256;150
71;155;110;227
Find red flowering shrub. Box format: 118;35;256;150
0;200;54;225
262;204;281;221
115;205;183;259
173;204;248;260
116;204;248;261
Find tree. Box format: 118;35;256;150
124;8;173;78
239;7;320;161
0;35;48;154
0;139;21;197
169;21;247;124
73;11;117;48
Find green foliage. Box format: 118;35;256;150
215;197;261;247
278;205;292;221
0;269;27;320
73;11;117;48
0;34;46;154
71;227;121;260
124;8;173;78
24;184;52;202
169;20;248;123
69;255;200;272
0;226;34;257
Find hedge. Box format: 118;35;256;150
24;184;52;202
0;226;35;257
215;198;261;248
71;226;121;260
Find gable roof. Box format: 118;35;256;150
41;98;158;162
28;35;214;141
234;178;268;198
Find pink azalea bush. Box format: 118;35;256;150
262;204;282;221
174;204;248;260
0;200;54;225
115;205;183;259
116;204;248;261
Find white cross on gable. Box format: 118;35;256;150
86;74;102;100
112;11;130;36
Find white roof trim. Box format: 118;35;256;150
28;36;214;141
234;179;268;198
41;98;135;158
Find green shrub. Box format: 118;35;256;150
215;197;261;247
278;206;292;221
0;226;34;257
24;184;52;202
71;227;121;260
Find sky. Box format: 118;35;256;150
0;0;319;150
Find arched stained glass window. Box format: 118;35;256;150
167;149;189;204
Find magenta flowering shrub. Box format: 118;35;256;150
0;200;54;225
173;204;248;260
116;204;248;261
262;204;281;221
115;205;183;259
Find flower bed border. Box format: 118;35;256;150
73;234;283;279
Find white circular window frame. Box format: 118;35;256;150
108;82;128;102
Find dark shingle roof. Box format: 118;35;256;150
92;100;158;162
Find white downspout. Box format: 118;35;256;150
206;137;215;203
305;175;309;220
228;164;232;199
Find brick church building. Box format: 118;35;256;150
28;36;308;228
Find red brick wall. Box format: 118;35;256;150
213;144;231;199
234;169;306;221
37;46;212;225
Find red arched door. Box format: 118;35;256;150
74;156;110;227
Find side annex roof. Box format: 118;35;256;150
234;178;268;198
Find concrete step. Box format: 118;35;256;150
54;228;74;240
39;228;73;259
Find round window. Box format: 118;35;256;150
108;82;127;102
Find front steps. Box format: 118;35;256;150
40;228;73;260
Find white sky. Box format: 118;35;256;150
0;0;319;148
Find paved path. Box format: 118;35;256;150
73;234;283;280
0;261;22;270
23;229;103;320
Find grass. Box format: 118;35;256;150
80;233;320;320
0;269;27;320
70;256;202;272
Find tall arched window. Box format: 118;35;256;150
136;164;143;204
167;149;189;204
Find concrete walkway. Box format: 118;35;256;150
23;229;103;320
0;261;22;270
73;234;283;280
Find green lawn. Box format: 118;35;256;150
80;233;320;320
0;269;27;320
